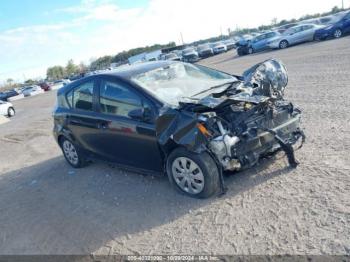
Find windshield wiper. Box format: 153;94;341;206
191;80;239;98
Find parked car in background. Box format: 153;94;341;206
268;24;324;49
50;79;70;90
236;34;255;47
0;100;15;117
275;23;299;34
223;39;236;50
22;85;44;97
163;52;182;61
211;42;227;54
182;47;199;63
0;89;19;101
39;82;52;91
314;11;350;40
237;31;280;55
197;43;214;58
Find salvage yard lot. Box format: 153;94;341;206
0;37;349;255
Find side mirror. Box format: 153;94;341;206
128;107;153;122
128;108;144;120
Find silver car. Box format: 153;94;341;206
268;24;324;49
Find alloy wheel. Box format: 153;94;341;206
279;40;288;49
62;140;79;166
171;157;204;195
334;29;342;38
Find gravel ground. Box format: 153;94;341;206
0;37;349;255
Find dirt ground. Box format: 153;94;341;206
0;37;349;255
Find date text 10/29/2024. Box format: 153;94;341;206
127;255;220;261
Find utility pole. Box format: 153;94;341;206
180;32;184;45
342;0;344;9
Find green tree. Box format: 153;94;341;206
46;65;65;81
89;56;113;71
65;59;79;77
24;79;35;85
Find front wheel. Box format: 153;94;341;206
7;107;15;117
60;137;86;168
333;29;342;38
167;148;220;198
248;47;254;54
279;40;288;49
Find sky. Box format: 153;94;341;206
0;0;347;82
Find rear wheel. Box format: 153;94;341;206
167;148;220;198
7;107;15;117
60;137;86;168
333;29;342;38
279;40;288;49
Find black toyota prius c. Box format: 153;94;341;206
53;59;305;198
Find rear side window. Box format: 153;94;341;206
99;80;142;118
66;81;94;111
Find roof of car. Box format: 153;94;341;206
101;60;175;80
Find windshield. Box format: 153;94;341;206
198;44;210;51
183;48;194;55
165;53;177;59
213;42;223;47
332;11;348;22
131;62;236;105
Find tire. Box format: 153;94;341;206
7;107;15;117
60;137;86;168
237;48;244;56
333;29;342;38
279;40;288;49
248;47;254;54
166;147;220;198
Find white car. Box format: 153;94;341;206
211;42;227;54
0;100;15;117
22;85;44;97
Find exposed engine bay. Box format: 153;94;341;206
156;59;305;193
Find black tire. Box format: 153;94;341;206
166;147;220;198
333;28;342;38
60;137;86;168
7;107;15;117
248;47;254;54
279;40;288;49
237;48;244;56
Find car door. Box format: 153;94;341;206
301;25;315;42
290;26;304;44
92;76;163;172
342;13;350;33
252;35;265;51
65;78;102;156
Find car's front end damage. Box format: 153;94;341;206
156;59;305;194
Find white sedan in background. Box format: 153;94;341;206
211;42;227;54
268;24;325;49
22;85;44;97
0;100;15;117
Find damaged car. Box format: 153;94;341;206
53;60;305;198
